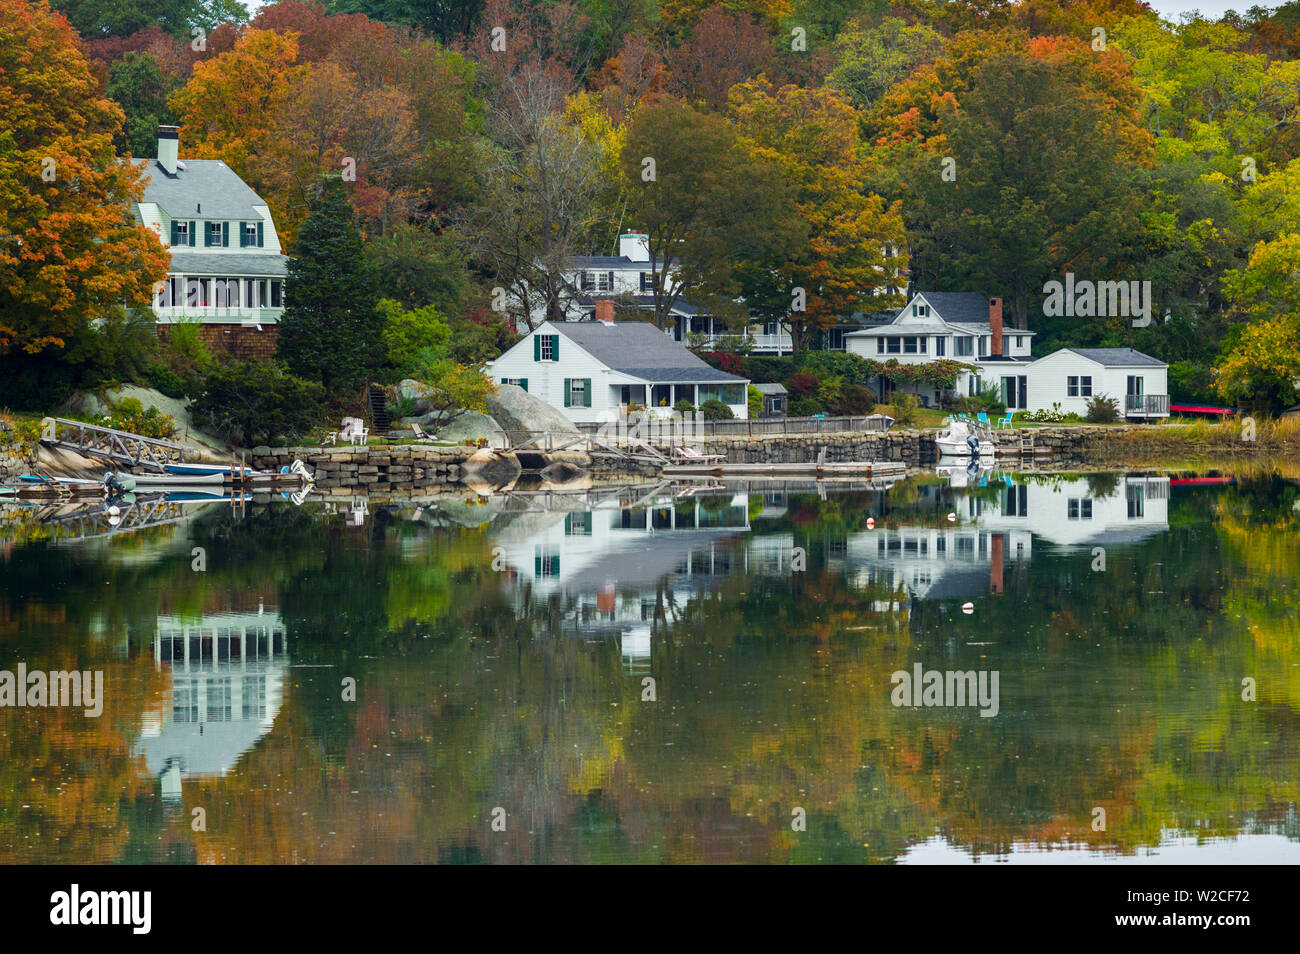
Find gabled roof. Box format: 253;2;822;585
1058;348;1165;367
133;159;270;220
550;322;747;383
914;292;991;326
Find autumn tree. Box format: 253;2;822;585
169;28;303;207
0;0;168;367
661;8;777;111
730;81;907;350
619;96;803;330
460;69;614;330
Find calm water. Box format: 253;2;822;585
2;469;1298;864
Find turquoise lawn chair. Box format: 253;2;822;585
977;411;990;427
998;412;1014;429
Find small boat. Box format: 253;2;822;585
109;470;225;487
165;462;263;479
16;474;102;485
935;419;997;459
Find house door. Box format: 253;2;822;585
1127;375;1143;396
1002;376;1028;409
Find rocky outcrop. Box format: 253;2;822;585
486;384;579;436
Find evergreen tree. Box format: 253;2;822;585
276;176;383;393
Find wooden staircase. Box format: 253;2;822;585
367;385;391;433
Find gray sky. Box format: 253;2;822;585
1143;1;1254;18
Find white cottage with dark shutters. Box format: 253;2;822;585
845;291;1168;419
486;313;750;424
129;126;288;327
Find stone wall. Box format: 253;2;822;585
693;429;937;466
249;426;1149;493
158;323;278;360
251;445;471;493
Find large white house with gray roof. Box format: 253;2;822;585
487;315;751;423
846;291;1167;419
130;126;287;329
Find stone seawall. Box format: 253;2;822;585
251;445;474;493
251;426;1148;492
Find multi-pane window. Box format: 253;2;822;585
1067;376;1093;397
1068;498;1093;520
501;377;528;391
955;336;973;356
564;377;591;408
935;336;946;356
240;221;264;247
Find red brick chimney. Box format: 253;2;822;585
989;297;1003;357
594;299;614;325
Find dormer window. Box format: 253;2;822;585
204;221;228;247
240;221;264;248
170;219;196;247
912;303;930;317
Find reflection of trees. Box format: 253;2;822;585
5;478;1300;862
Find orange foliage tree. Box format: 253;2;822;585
0;0;168;357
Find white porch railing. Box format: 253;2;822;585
1124;394;1169;415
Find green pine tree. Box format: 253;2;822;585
276;177;383;394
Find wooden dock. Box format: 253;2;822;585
663;461;908;478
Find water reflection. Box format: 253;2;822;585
0;469;1297;863
137;610;288;801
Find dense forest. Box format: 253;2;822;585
3;0;1300;412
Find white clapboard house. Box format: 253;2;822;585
129;125;288;329
487;309;751;423
845;291;1168;419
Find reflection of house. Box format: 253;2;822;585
493;492;754;671
848;475;1170;600
136;611;288;800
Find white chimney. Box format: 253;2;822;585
619;232;649;263
157;125;179;175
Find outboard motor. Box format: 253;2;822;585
966;433;981;459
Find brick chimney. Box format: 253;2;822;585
594;299;614;325
157;124;179;175
989;297;1003;357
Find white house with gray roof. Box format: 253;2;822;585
487;316;750;423
130;126;287;327
845;291;1167;418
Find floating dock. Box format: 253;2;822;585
663;461;908;478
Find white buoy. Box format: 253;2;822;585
108;515;121;527
107;505;120;517
866;517;875;529
961;602;974;615
947;512;957;522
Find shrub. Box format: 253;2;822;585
674;398;696;415
1085;393;1122;423
787;373;819;399
886;391;920;425
189;360;327;446
828;381;875;415
1018;403;1080;424
789;396;822;417
99;397;177;439
409;358;496;428
700;398;734;420
702;351;744;375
